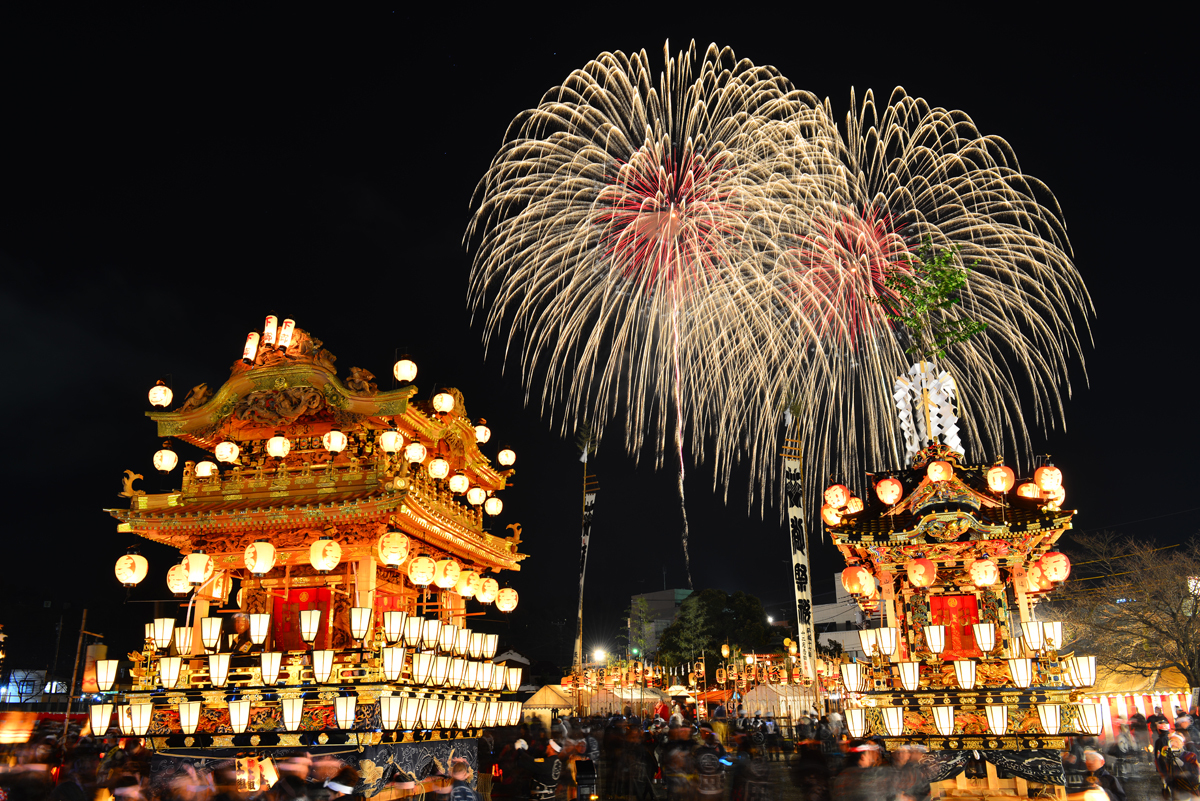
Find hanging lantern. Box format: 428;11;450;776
153;441;178;473
89;703;113;735
972;623;997;654
277;319;295;350
969;557;999;587
858;630;878;657
380;695;402;730
1021;621;1046;652
1067;655;1097;687
484;496;503;516
448;473;469;494
926;461;954;482
1077;702;1103;736
841;566;874;595
953;660;977;690
466;486;487;505
986;465;1015;493
1043;485;1066;508
506;666;523;692
407;555;436;587
334;696;357;730
434;559;461;589
1037;704;1061;736
375;531;410;566
379;429;404;454
244;541;277;576
178;701;201;735
1016;482;1041;499
261;652;283;685
1008;658;1033;688
923;625;947;655
262;314;279;346
454;628;470;657
497;448;516;467
309;539;342;572
128;703;153;736
839;663;867;693
114;552;149;587
427;456;450;480
907;558;937;588
432;392;455;414
383;611;407;644
182;552;213;586
393;357;417;383
482;633;499;658
932;705;956;736
477;577;499;604
166;564;190;595
845;496;864;514
209;653;231;687
1041;620;1064;651
214;441;240;463
249;614;271;645
229;699;252;734
174;626;193;656
1034;464;1063;492
152;618;175;650
823;484;850;508
474;421;491;444
281;698;304;732
148;381;173;407
875;627;898;656
456;570;479;597
201;617;223;650
897;662;921;692
1039;549;1072;583
96;659;118;692
882;706;904;737
266;435;291;459
242;331;260;363
195;461;218;478
312;650;335;683
382;647;406;681
985;704;1009;736
820;504;842;527
496;587;519;612
875;477;903;505
322;430;347;453
420;619;442;650
405;441;427;463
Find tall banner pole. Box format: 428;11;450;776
782;436;818;705
573;458;599;714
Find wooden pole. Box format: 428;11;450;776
61;609;87;741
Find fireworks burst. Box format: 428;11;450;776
467;45;1092;540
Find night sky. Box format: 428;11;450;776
0;12;1190;679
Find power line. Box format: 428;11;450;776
1077;506;1200;534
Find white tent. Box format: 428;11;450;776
575;685;668;717
522;684;574;729
740;684;815;723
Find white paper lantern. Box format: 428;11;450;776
933;705;956;736
380;695;402;729
96;659;119;692
281;698;304;731
153;443;178;472
456;570;479;598
309;539;342;572
883;706;904;737
393;358;417;382
214;441;240;463
986;704;1009;736
322;430;347;453
477;578;499;604
484;496;503;516
497;448;515;466
261;652;283;686
1037;704;1061;735
407;555;436;586
114;553;149;587
148;381;173;407
448;473;469;493
195;461;218;478
844;707;866;738
244;541;277;576
312;650;335;683
375;531;409;566
383;611;407;644
179;701;201;735
159;656;182;690
184;552;213;586
432;392;455;413
152;618;176;650
243;331;261;362
266;435;291;459
379;429;404;453
434;559;460;589
495;587;518;612
209;653;231;687
467;486;487;506
404;442;427;463
229;699;252;734
474;423;491;444
427;457;450;480
335;696;357;729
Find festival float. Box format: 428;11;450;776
825;364;1097;799
101;316;527;796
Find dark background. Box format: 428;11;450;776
0;11;1191;683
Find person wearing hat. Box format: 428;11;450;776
529;739;564;800
1082;751;1125;801
1159;732;1200;798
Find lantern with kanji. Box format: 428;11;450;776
927;461;953;482
375;531;409;567
969;557;999;587
496;588;519;612
1016;482;1041;499
821;504;842;527
824;484;850;508
1039;549;1071;583
875;477;903;505
1034;464;1063;492
907;558;937;588
987;465;1015;493
841;565;875;596
845;496;863;514
310;539;342;572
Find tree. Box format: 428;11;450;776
656;589;770;667
1050;533;1200;691
865;237;988;359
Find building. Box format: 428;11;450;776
629;589;692;655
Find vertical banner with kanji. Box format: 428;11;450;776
573;489;597;673
784;457;816;683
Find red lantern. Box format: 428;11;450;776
1039;550;1071;583
986;465;1015;493
820;504;843;527
926;461;953;482
875;477;903;505
1043;485;1066;507
845;496;864;514
1016;482;1041;499
906;558;937;588
841;566;873;595
969;558;999;587
1026;564;1053;592
824;484;850;508
1034;465;1063;492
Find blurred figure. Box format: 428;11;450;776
659;726;695;801
831;742;887;801
1160;732;1200;799
789;740;830;801
728;744;770;801
889;745;930;801
449;759;480;801
476;729;495;801
1082;751;1125;801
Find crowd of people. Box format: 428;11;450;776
6;702;1200;800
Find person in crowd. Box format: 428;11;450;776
1160;732;1200;799
889;744;930;801
1082;751;1126;801
789;739;831;801
476;729;495;801
449;759;480;801
830;742;888;801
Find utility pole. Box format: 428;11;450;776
61;609;89;741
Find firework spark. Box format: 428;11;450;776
467;45;1092;534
